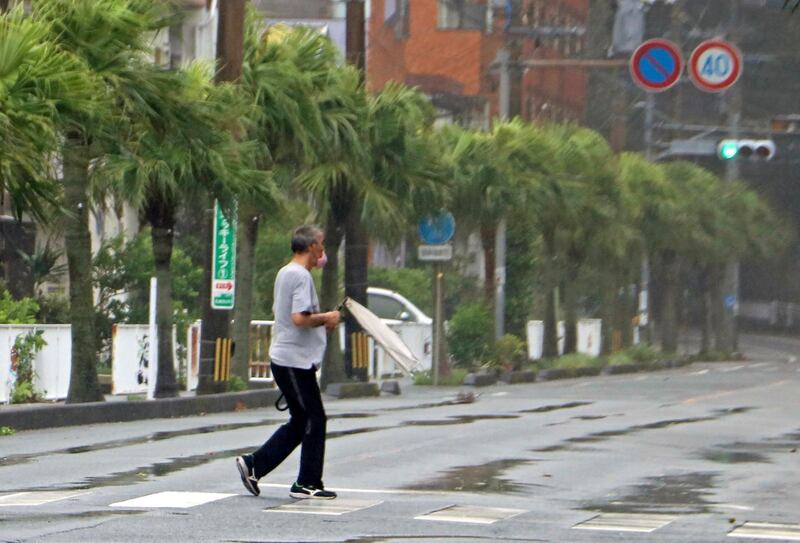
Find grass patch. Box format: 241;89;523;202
413;368;469;386
0;426;15;436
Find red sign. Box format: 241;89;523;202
689;39;742;93
630;39;683;92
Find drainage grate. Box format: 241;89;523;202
110;491;234;509
729;522;800;540
0;491;88;506
573;512;676;533
265;498;382;516
415;504;526;525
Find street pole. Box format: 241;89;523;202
197;0;246;395
432;263;442;385
495;48;510;341
344;0;368;381
722;0;742;353
639;92;655;344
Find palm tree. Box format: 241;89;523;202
33;0;174;402
230;20;330;381
297;64;370;383
101;60;268;397
446;123;517;309
0;8;95;220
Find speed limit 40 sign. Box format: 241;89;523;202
689;39;743;93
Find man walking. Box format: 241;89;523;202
236;225;340;499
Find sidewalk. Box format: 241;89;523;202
0;388;282;432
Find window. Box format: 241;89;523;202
437;0;485;30
368;294;414;321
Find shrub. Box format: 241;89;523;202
607;351;634;366
0;426;15;436
447;303;493;368
413;368;469;386
0;291;39;324
552;353;603;370
485;334;526;370
10;331;47;404
227;375;248;392
626;343;661;364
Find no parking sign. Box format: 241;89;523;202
630;39;683;92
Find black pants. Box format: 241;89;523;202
252;363;327;487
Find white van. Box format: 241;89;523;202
366;287;433;373
367;287;432;325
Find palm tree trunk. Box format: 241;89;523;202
542;229;559;358
543;287;559;358
320;215;345;390
700;267;713;354
345;198;369;381
63;140;103;404
150;217;178;398
562;266;579;354
231;206;259;381
480;224;497;308
660;250;680;353
710;264;725;352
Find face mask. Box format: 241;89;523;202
315;250;328;269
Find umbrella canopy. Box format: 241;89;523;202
342;297;421;376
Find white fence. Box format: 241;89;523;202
184;320;432;391
111;324;178;395
0;325;72;403
526;319;603;360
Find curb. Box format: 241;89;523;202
0;388;281;432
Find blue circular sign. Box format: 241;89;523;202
418;212;455;245
630;39;683;92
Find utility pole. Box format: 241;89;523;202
344;0;368;381
721;0;742;353
495;48;510;341
197;0;247;395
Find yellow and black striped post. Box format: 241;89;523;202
350;332;370;372
213;337;233;382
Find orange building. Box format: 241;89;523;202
368;0;589;127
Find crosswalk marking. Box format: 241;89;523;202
573;513;676;533
110;491;234;509
0;490;88;506
265;498;382;516
729;522;800;541
415;505;526;525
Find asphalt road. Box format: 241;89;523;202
1;333;799;542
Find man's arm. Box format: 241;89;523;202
291;310;341;330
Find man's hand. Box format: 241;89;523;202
323;310;341;330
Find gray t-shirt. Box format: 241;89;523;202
269;262;327;369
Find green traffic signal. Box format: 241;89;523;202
718;140;739;160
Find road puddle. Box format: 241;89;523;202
402;458;545;494
583;472;719;514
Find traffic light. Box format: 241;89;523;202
717;139;777;161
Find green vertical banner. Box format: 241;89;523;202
211;200;237;310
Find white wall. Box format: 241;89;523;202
0;325;71;404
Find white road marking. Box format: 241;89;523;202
265;498;382;516
729;521;800;540
573;513;676;533
720;365;745;372
110;491;234;509
259;483;454;496
691;369;710;376
415;504;526;525
714;503;755;511
0;490;88;506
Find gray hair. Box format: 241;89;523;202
291;225;322;254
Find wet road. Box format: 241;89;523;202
2;333;799;542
